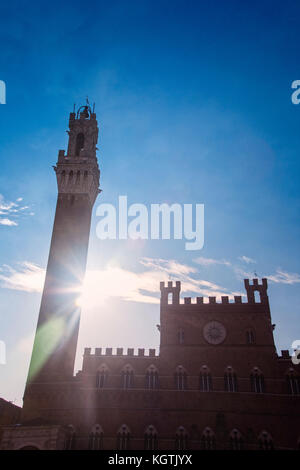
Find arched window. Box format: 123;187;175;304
250;368;265;393
258;431;274;450
175;366;187;390
224;366;238;392
75;132;84;156
246;329;255;344
122;365;134;389
200;427;216;450
168;292;173;304
68;171;73;183
146;365;159;390
286;368;300;395
89;424;103;450
144;425;158;450
178;328;185;344
117;425;131;450
229;429;243;450
64;425;76;450
175;426;188;450
96;365;108;389
199;365;212;392
61;170;66;184
76;170;81;184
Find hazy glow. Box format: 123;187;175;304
28;316;65;382
1;258;300;317
75;296;83;307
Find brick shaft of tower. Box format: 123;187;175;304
26;105;100;386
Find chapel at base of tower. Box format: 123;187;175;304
0;105;299;450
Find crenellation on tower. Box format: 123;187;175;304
244;278;269;304
160;280;181;305
160;279;269;308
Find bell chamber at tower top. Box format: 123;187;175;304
54;103;100;206
64;103;99;160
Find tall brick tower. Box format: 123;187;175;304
26;103;100;386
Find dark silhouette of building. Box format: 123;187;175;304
0;106;299;450
0;398;21;426
0;398;21;447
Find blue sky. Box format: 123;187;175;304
0;0;300;404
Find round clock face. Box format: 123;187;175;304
203;321;226;345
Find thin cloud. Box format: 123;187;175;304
0;262;45;292
0;218;18;226
267;269;300;285
2;258;299;306
0;194;34;227
140;257;197;275
0;198;17;211
0;257;242;305
140;257;236;299
194;256;231;267
234;266;300;286
234;267;254;280
238;255;256;264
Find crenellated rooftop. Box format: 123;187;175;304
278;350;291;360
160;278;269;306
84;347;158;357
181;295;243;304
